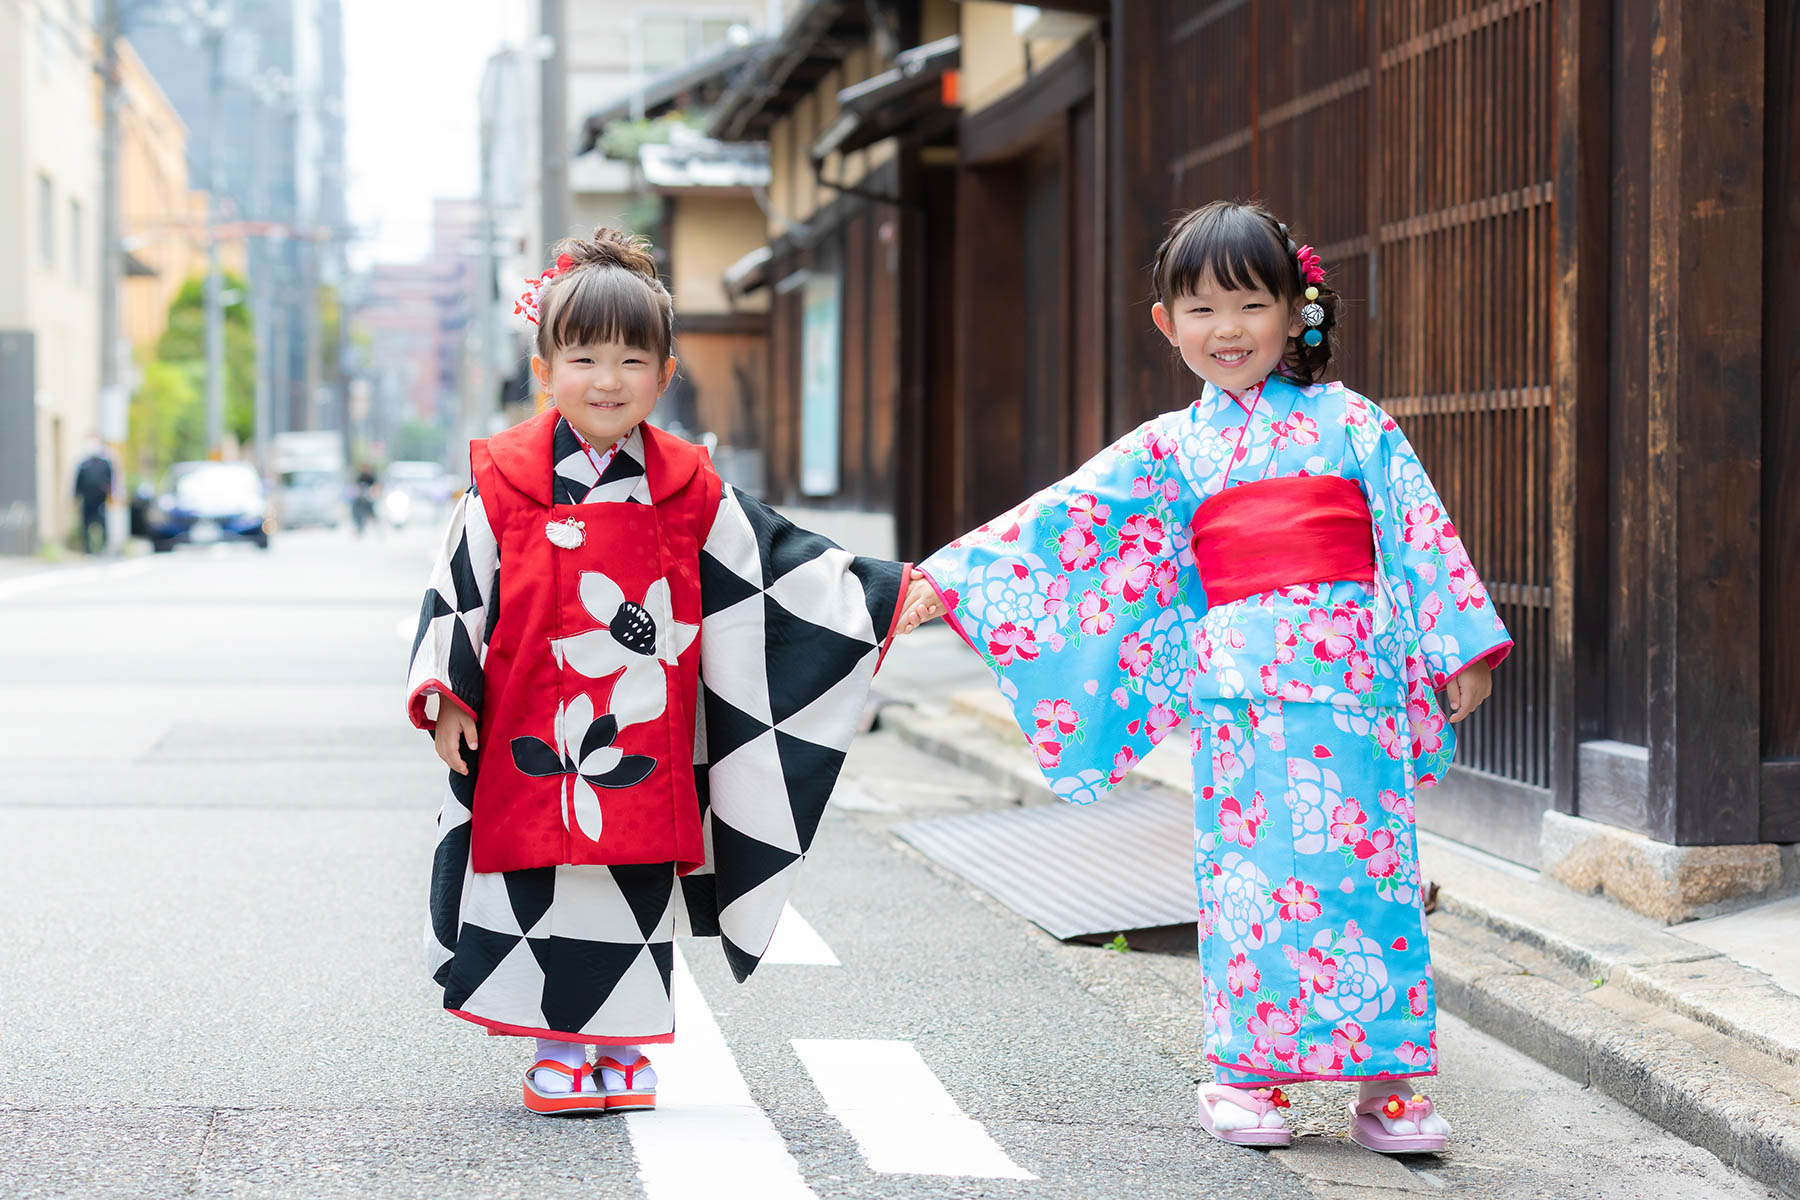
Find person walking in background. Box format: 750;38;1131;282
351;463;379;535
897;200;1510;1154
406;228;913;1117
73;438;113;556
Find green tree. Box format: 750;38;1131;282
392;419;446;462
155;272;257;446
125;357;204;486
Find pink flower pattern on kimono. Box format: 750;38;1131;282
1077;590;1115;635
1109;746;1139;784
1144;703;1181;745
1272;877;1323;922
1407;980;1430;1018
1034;697;1080;737
1099;547;1155;603
1057;526;1100;570
1249;1000;1301;1063
987;622;1040;666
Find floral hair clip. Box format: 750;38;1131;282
1295;245;1327;347
1295;244;1325;286
514;253;577;326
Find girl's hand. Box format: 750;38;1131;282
897;570;943;634
1443;659;1493;724
434;703;480;775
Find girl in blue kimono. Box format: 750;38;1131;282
898;201;1512;1152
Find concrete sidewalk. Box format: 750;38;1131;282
873;643;1800;1198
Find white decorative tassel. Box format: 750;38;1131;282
545;517;585;549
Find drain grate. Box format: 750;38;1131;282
894;785;1198;941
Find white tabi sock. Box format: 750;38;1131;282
598;1044;657;1093
531;1038;595;1095
1358;1077;1451;1136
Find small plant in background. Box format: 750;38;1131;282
1107;934;1131;954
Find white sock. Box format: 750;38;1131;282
1358;1078;1450;1135
598;1045;657;1092
1204;1085;1288;1131
531;1038;593;1095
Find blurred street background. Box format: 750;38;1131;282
2;1;1798;1197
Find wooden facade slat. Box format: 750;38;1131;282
1087;0;1792;848
1763;0;1800;766
1379;0;1538;65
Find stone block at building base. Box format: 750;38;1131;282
1540;810;1786;923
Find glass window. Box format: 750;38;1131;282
639;15;689;71
700;18;740;52
37;14;58;78
37;174;54;269
69;198;83;282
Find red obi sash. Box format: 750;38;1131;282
1191;475;1375;606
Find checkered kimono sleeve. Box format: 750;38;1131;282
406;485;500;730
674;484;906;981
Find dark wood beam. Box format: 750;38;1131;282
1107;0;1171;436
1551;0;1614;816
1643;0;1766;844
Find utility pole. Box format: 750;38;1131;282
203;2;227;457
539;0;568;251
97;0;126;460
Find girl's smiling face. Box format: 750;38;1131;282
1151;270;1302;395
532;341;675;447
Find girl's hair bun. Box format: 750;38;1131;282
535;227;676;360
551;227;659;283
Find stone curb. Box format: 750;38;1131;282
878;701;1800;1197
1431;933;1800;1197
1427;850;1800;1070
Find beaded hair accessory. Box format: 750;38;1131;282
514;253;577;326
1277;224;1329;348
1296;246;1327;347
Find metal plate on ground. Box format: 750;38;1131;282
893;786;1198;940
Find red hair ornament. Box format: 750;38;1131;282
513;253;577;327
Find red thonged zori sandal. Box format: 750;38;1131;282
597;1054;657;1112
522;1059;607;1116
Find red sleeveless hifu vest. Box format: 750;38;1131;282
468;411;722;874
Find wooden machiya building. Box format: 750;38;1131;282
717;0;1798;914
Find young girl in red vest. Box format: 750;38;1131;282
407;228;908;1115
898;201;1510;1152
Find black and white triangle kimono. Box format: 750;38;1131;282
406;420;905;1045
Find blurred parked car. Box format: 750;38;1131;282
380;460;453;528
146;462;270;552
272;430;348;528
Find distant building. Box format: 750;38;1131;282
129;0;348;438
0;0;104;551
117;40;213;356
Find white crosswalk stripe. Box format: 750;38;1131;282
625;949;817;1199
790;1039;1037;1180
628;945;1032;1196
759;904;841;966
0;558;156;601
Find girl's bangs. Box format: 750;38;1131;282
546;267;668;356
1163;207;1295;300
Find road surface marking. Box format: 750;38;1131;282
789;1039;1036;1179
0;558;155;601
624;949;817;1199
761;904;840;966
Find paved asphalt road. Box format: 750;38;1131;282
0;527;1779;1200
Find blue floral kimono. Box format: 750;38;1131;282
920;373;1512;1085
